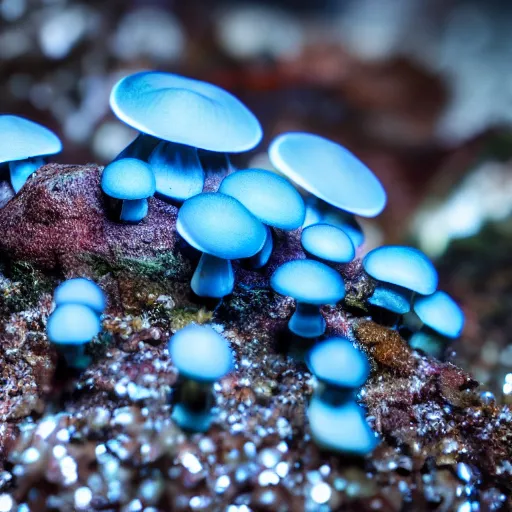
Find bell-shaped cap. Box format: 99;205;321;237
414;291;465;339
54;278;106;314
308;395;378;456
301;224;355;263
169;324;233;382
219;168;305;230
110;71;262;152
307;337;370;389
101;158;156;200
47;304;101;345
269;132;386;217
177;192;266;260
270;259;345;305
363;245;438;295
0;115;62;164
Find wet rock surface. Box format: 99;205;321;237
0;165;510;511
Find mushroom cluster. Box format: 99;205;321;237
46;278;106;370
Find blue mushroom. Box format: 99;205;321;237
409;291;465;359
269;132;386;248
101;158;156;223
110;71;262;203
307;395;377;456
0;115;62;193
54;277;106;315
47;303;102;370
363;245;438;325
169;324;233;432
306;337;377;455
177;192;266;298
307;337;370;391
270;259;346;338
219;168;305;268
301;223;355;264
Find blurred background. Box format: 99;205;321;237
2;0;512;401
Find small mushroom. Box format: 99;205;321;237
307;395;377;456
54;277;106;315
47;304;102;370
169;324;233;432
219;168;305;268
177;192;266;298
110;71;262;203
306;337;377;455
270;259;346;338
269;132;386;248
409;291;465;359
0;115;62;193
301;223;355;264
363;245;438;325
101;158;156;223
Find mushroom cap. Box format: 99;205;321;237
301;224;355;263
169;324;233;382
47;304;101;345
0;115;62;164
269;132;386;217
363;245;438;295
414;291;465;339
54;278;106;314
307;337;369;389
110;71;262;152
177;192;266;260
368;285;412;314
101;158;156;200
270;259;345;305
219;168;305;229
308;395;378;455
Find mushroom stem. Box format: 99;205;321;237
191;253;234;298
120;198;149;224
113;133;160;162
409;329;448;360
9;157;45;193
149;141;204;203
303;196;364;248
289;302;326;338
246;225;273;269
172;378;216;432
316;384;354;407
198;149;232;176
59;344;92;371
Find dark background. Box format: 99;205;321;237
2;0;512;399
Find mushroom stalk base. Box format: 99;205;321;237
58;344;91;371
120;198;149;223
247;225;273;269
191;253;234;298
9;157;45;193
409;329;448;360
303;196;364;248
289;302;326;338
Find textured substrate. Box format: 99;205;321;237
0;165;510;511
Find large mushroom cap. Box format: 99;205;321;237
219;168;305;229
110;71;262;152
414;291;465;338
177;192;266;260
363;245;438;295
47;304;101;345
301;224;355;263
54;278;106;314
269;132;386;217
307;337;370;389
169;324;233;382
0;115;62;164
270;259;345;305
308;395;378;455
101;158;156;200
